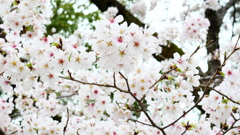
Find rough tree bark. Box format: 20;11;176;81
205;0;238;75
195;0;238;113
90;0;145;27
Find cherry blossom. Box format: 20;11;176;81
0;0;240;135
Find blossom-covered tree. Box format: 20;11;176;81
0;0;240;134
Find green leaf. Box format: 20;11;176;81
51;42;59;47
12;1;18;5
181;122;186;126
190;124;197;129
219;71;225;77
109;92;114;103
86;99;96;105
159;70;163;74
222;99;229;103
167;76;174;80
177;68;182;72
26;25;34;32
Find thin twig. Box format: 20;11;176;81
181;129;187;135
207;86;240;105
63;108;69;135
59;76;129;93
233;35;240;49
67;70;73;79
221;118;240;135
200;40;214;49
9;130;18;135
149;67;177;89
128;118;153;127
222;35;240;67
163;67;221;129
118;72;166;135
189;40;214;60
10;7;18;12
231;113;237;121
119;72;131;92
216;122;228;135
140;94;146;102
0;31;5;36
113;72;116;87
163;35;240;130
0;71;4;76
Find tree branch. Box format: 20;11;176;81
163;35;240;129
128;118;153;127
149;67;177;89
221;115;240;135
207;86;240;105
118;72;166;135
205;0;237;75
90;0;144;27
59;75;129;94
63;108;69;135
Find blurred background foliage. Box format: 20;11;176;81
46;0;101;37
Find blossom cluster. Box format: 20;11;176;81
130;0;147;18
0;0;52;40
91;15;161;73
182;15;210;42
205;0;228;11
103;7;118;20
0;0;240;135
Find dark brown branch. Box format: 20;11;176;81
205;0;237;75
231;0;237;38
10;7;18;12
189;40;214;60
118;72;131;92
163;35;240;130
118;72;166;135
9;130;18;135
128;118;153;127
149;67;177;89
0;128;5;135
0;71;4;76
63;108;69;135
140;94;146;102
221;115;240;135
113;72;116;87
90;0;144;27
206;86;240;105
231;113;237;121
59;76;129;94
163;64;221;129
181;128;187;135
